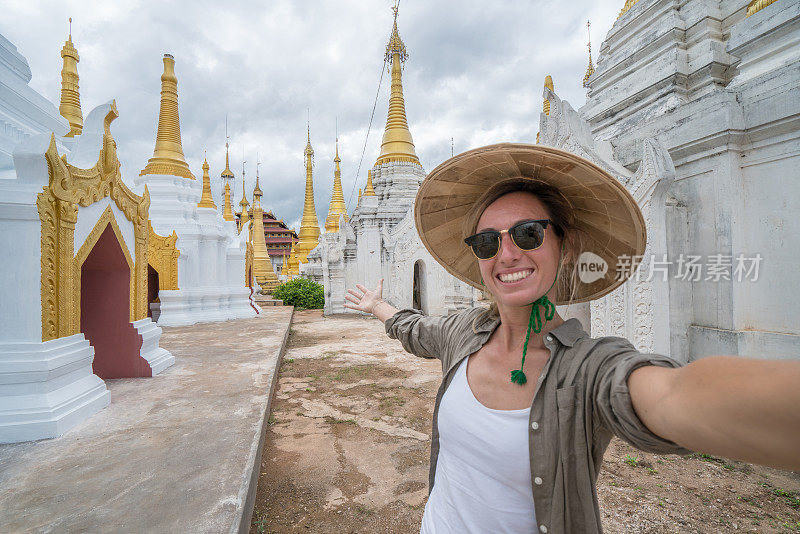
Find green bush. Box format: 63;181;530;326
272;277;324;309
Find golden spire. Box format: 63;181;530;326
239;158;250;229
617;0;640;19
364;170;376;196
324;136;348;233
582;21;595;88
198;155;217;209
286;240;300;276
223;182;234;221
295;122;320;263
59;18;83;137
543;75;554;116
140;54;195;179
250;156;280;291
375;7;420;166
358;188;362;203
747;0;779;16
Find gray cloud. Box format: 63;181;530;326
2;0;622;232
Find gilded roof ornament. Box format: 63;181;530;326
582;20;595;89
617;0;640;20
239;157;250;229
59;18;83;137
543;75;554;116
198;156;217;209
747;0;779;16
364;170;376;196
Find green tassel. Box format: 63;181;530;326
510;369;527;385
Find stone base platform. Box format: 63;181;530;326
0;306;293;534
254;294;284;306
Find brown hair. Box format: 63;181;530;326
470;180;586;330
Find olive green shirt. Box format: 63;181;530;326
385;307;690;534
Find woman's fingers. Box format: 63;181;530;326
347;288;364;298
355;284;369;293
344;294;360;304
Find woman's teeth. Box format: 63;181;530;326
497;269;533;283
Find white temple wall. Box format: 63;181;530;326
0;201;42;342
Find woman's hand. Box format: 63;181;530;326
344;279;385;314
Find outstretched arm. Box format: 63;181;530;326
343;279;399;323
628;356;800;470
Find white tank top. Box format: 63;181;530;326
420;357;537;533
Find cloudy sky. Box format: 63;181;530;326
2;0;623;232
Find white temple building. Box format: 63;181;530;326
539;0;799;362
0;32;174;443
304;13;478;316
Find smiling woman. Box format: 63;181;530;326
344;143;800;534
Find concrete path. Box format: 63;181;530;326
0;307;293;534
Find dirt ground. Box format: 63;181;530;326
251;310;800;533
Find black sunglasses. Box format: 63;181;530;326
464;219;551;260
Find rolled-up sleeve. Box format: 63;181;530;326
590;337;692;455
384;308;453;360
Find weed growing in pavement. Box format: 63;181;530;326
324;416;357;425
267;415;277;426
624;454;639;467
252;510;268;533
330;364;375;382
321;351;339;360
356;505;374;516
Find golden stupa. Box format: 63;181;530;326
140;54;195;179
375;9;420;166
238;161;250;231
294;125;320;263
221;137;235;221
198;157;217;209
324;138;348;233
250;173;280;292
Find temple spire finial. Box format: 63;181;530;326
59;18;83;137
375;5;420;166
198;156;217;209
583;20;595;89
364;170;376;196
325;134;348;233
140;54;195;179
239;150;250;229
296;123;320;261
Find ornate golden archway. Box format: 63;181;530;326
36;102;150;341
148;221;179;290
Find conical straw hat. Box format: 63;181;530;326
414;143;646;304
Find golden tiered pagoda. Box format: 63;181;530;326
250;173;280;291
364;170;376;196
221;137;235;221
197;157;216;209
294;125;320;263
238;162;250;231
324;138;348;233
59;18;82;137
375;8;420;167
140;54;194;179
285;242;300;277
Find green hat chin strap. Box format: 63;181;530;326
510;242;564;386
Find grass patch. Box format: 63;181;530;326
624;454;639;467
329;364;375;382
321;351;339;360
